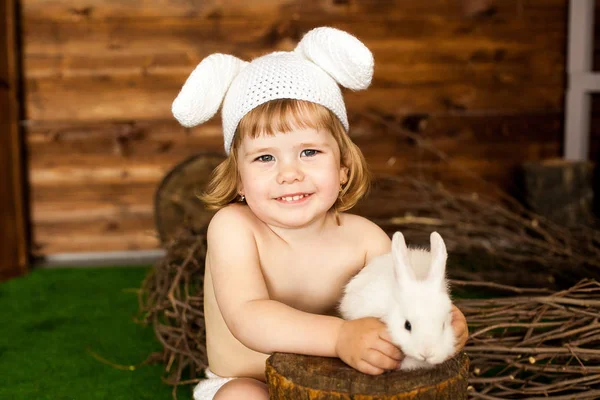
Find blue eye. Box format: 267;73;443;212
301;149;319;157
255;155;274;162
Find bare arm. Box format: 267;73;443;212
207;207;344;357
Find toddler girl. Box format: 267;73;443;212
171;27;468;400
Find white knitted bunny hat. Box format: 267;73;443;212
172;27;374;154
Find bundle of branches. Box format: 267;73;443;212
138;227;208;398
455;278;600;399
355;110;599;289
362;174;600;289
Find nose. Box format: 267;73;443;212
419;348;433;361
276;160;304;184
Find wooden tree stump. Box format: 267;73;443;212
520;159;595;227
266;352;469;400
154;152;225;244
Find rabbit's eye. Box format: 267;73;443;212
404;320;412;331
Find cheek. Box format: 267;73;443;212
311;175;339;200
313;162;343;186
239;171;270;197
242;179;266;196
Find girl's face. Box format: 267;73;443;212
236;127;348;229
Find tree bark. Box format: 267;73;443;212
266;352;469;400
520;159;595;227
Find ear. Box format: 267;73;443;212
339;166;349;185
427;232;448;284
391;232;415;286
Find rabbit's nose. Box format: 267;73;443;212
420;349;433;361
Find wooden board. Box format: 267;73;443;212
21;0;568;21
32;213;158;255
0;0;28;278
23;81;564;122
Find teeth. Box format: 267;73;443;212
280;194;306;202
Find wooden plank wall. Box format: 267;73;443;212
21;0;585;256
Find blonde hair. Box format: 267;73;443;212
200;99;370;215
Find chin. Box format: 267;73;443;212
271;214;318;229
274;207;332;226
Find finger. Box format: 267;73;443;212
452;305;466;322
371;338;403;361
363;349;400;371
377;328;405;360
378;327;398;345
356;360;385;376
451;307;468;333
453;324;469;353
459;328;469;345
452;320;466;337
450;307;460;324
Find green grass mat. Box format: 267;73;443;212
0;267;192;400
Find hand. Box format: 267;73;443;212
335;317;404;375
451;304;469;354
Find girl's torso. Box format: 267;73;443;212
204;212;370;381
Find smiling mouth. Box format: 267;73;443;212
275;193;312;202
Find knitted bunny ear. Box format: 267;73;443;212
294;27;374;90
172;53;248;127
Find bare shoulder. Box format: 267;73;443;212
338;213;391;263
208;204;259;229
337;213;387;238
207;204;259;244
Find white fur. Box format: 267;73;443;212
339;231;455;371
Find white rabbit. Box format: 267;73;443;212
339;231;455;371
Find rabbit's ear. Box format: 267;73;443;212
172;53;248;128
427;232;448;284
294;27;373;91
392;231;416;286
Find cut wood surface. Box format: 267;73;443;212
266;352;469;399
19;0;595;255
